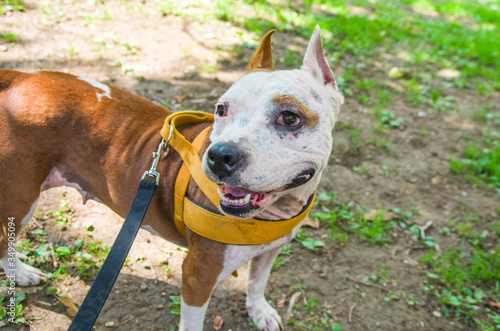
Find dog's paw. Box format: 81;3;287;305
1;255;49;286
16;260;48;286
247;298;283;331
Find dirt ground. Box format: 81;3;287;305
1;1;499;330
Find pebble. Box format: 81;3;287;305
433;311;442;318
140;284;148;291
105;321;115;327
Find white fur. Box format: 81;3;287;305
180;298;209;331
0;253;48;286
246;247;283;331
203;68;341;220
77;76;112;102
0;199;47;286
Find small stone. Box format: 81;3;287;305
431;176;442;185
140;284;148;291
105;321;115;327
433;311;442;318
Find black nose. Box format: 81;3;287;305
207;142;243;180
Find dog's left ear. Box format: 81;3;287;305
301;25;339;91
246;30;276;73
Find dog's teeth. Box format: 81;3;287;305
244;194;251;203
217;187;223;198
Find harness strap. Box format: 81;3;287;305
161;112;219;205
173;126;212;237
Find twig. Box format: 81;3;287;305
345;276;392;293
285;292;302;320
348;302;357;323
33;219;43;228
419;220;433;239
50;244;57;268
149;261;158;283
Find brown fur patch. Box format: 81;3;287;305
272;94;319;129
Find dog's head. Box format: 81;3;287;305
202;26;343;219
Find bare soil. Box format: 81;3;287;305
1;1;499;330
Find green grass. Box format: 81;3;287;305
0;0;23;15
420;240;500;327
211;0;499;90
312;191;403;246
1;32;18;43
451;108;500;189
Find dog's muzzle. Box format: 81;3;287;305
206;142;243;181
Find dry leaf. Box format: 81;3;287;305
277;298;286;308
57;296;79;316
303;216;320;229
213;315;223;330
175;93;189;103
487;301;500;310
363;209;394;221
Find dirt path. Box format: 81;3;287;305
1;1;498;330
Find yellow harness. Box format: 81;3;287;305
160;111;316;245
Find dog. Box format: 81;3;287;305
0;26;343;330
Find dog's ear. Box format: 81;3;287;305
301;25;339;91
246;30;276;73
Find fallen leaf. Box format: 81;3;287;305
57;296;79;316
303;216;320;229
363;209;394;221
388;67;409;79
277;298;286;308
213;315;223;330
175;93;189;103
487;301;500;310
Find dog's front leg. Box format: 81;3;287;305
180;231;226;330
246;246;283;331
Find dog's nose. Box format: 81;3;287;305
207;142;243;180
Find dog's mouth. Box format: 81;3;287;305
216;169;315;218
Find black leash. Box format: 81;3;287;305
68;138;168;331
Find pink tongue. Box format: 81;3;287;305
225;185;251;198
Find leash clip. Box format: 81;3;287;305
142;125;174;185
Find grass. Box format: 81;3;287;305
308;189;499;329
451;105;500;189
312;191;402;246
1;32;18;43
420;240;500;327
0;0;23;15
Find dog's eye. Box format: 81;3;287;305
216;103;227;117
277;111;301;127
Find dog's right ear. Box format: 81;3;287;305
301;25;339;92
246;30;276;73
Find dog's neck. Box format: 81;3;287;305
254;175;320;220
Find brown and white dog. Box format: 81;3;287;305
0;26;343;330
